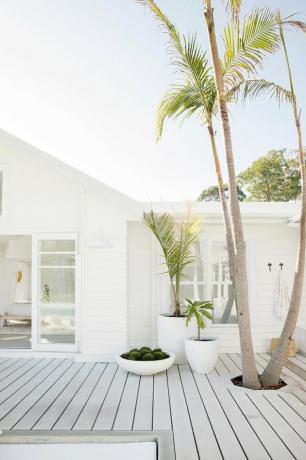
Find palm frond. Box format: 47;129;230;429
156;84;203;140
228;79;293;106
137;0;217;135
136;0;188;75
223;8;280;87
144;210;201;294
282;19;306;35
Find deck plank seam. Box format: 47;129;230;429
30;362;86;430
205;373;248;459
245;392;298;459
165;370;176;460
0;360;65;423
278;393;306;422
50;363;95;430
0;359;44;395
10;360;75;430
177;365;201;460
71;363;108;430
190;369;225;460
109;370;129;430
262;394;306;444
226;388;274;460
91;364;119;430
131;374;141;430
0;359;55;411
0;359;24;381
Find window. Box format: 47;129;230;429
170;241;207;306
168;240;237;324
37;238;76;344
211;241;236;324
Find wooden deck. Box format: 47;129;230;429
0;353;305;459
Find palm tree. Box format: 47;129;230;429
220;2;306;388
259;16;306;386
144;210;201;317
137;0;284;389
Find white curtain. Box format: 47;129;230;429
273;269;290;320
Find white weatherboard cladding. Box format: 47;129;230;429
82;192;130;356
127;220;305;353
0;129;139;358
0;128;305;356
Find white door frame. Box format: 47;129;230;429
31;233;80;352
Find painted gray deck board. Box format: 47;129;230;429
33;363;93;430
13;361;81;430
0;358;43;394
179;364;222;460
193;371;246;460
208;372;270;460
0;359;72;429
229;386;294;460
248;391;306;459
93;366;127;430
0;354;305;460
133;375;153;430
0;359;53;407
53;363;106;430
152;371;172;431
113;372;140;430
73;363;117;430
167;365;199;460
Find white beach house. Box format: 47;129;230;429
0;128;304;359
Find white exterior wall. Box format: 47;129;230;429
81;192;132;358
0;129;140;359
0;129;305;357
127;216;305;353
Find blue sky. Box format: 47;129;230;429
0;0;305;200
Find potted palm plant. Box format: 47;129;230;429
144;209;201;363
184;298;219;374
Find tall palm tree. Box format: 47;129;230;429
204;0;264;389
222;3;306;387
137;0;282;388
260;16;306;386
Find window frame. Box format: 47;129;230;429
156;237;238;328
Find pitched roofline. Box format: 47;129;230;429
0;128;141;215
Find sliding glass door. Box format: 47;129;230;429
32;234;79;351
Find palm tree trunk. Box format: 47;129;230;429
208;123;236;285
261;26;306;386
204;0;261;389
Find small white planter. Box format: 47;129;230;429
157;314;198;364
185;337;219;374
116;351;175;376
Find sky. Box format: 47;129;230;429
0;0;305;201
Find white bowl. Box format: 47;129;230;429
116;351;175;376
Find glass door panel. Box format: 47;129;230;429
32;234;78;351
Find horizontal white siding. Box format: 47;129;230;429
127;221;304;352
82;193;130;356
127;222;153;348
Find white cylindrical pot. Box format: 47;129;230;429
185;337;219;374
157;314;198;364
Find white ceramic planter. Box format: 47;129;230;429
185;337;219;374
116;351;175;376
157;314;198;364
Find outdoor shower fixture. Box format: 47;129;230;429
268;262;284;272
